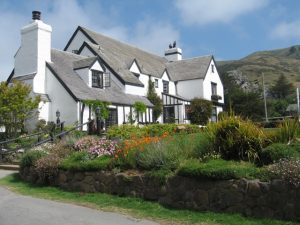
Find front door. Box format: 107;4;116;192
163;106;175;123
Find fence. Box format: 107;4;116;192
0;120;92;162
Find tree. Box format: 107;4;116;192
270;74;294;99
0;81;40;137
147;79;162;121
189;98;212;125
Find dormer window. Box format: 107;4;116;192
92;70;103;88
211;64;215;73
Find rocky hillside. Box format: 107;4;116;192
217;45;300;87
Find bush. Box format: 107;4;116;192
20;150;47;168
35;154;61;184
189;98;212;125
260;143;300;165
267;159;300;187
207;115;267;162
107;124;202;140
178;159;264;180
60;152;112;171
275;119;300;143
135;134;204;170
74;136;119;158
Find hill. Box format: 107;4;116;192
217;45;300;86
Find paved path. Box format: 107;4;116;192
0;170;160;225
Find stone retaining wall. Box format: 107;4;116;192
20;167;300;222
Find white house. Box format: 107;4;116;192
7;11;224;130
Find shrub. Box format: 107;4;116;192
107;124;202;140
135;134;202;170
207;115;267;162
275;119;300;143
74;136;119;158
260;143;300;165
189;98;212;125
35;154;61;184
20;150;47;168
60;151;112;171
267;159;300;187
178;159;263;180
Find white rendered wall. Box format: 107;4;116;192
45;67;78;125
202;60;224;104
80;46;95;57
177;79;204;100
65;30;92;53
129;61;141;74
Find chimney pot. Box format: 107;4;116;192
32;11;41;20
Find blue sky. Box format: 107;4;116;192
1;0;300;80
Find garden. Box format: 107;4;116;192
19;115;300;222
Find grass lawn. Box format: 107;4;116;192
0;174;299;225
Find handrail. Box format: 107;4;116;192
0;131;45;145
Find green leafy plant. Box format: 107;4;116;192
207;115;267;162
189;98;212;125
178;159;264;180
60;151;112;171
275;119;300;144
83;99;110;119
0;80;40;137
260;143;300;165
133;101;147;123
20;150;47;168
147;79;162;121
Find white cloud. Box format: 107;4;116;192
0;0;179;81
175;0;269;26
271;20;300;39
129;19;180;56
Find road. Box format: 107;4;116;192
0;170;160;225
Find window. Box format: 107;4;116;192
103;72;111;87
211;82;217;95
163;80;169;93
154;79;158;88
211;64;215;73
92;70;103;88
211;107;217;122
185;105;191;120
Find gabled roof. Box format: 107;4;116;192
72;27;215;83
73;26;168;78
81;41;144;86
47;49;153;107
166;55;213;81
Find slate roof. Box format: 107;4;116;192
166;56;213;81
47;49;153;107
73;56;97;70
80;27;168;77
76;26;213;84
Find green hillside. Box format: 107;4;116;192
217;45;300;86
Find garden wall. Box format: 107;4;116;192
20;167;300;222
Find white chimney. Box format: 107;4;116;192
164;42;182;61
14;11;52;94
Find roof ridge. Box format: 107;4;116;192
167;55;212;64
51;48;88;58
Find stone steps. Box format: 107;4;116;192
0;164;19;171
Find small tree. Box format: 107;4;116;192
270;74;294;99
189;98;212;125
0;81;40;137
133;101;147;123
147;79;162;122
